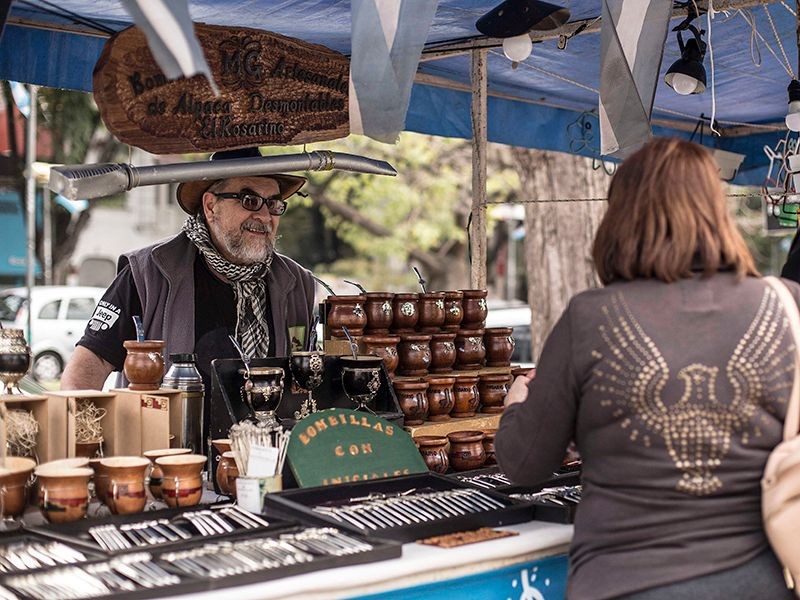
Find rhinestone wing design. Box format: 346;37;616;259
591;289;793;496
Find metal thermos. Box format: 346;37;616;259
162;353;204;454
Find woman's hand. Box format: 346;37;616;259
504;368;536;407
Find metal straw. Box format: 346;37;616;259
343;280;368;294
307;315;320;351
312;275;336;296
412;266;427;293
132;316;145;342
341;326;359;359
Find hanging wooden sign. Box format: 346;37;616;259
287;408;428;488
93;24;350;154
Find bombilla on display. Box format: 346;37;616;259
49;151;398;201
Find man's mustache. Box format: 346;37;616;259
241;219;273;234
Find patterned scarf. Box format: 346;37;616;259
183;215;272;358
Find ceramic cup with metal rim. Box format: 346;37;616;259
34;466;93;524
0;457;36;518
143;448;192;499
100;456;149;515
156;454;206;508
217;451;239;498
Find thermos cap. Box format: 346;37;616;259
169;353;197;363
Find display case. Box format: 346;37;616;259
265;472;534;543
450;466;581;524
30;502;290;555
10;520;400;599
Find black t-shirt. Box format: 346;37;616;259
78;254;275;396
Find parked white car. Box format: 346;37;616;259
0;286;105;381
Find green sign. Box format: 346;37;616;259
287;408;427;487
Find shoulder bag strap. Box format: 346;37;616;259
765;276;800;441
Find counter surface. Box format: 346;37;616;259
166;519;573;599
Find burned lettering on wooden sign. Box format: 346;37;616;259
93;24;350;154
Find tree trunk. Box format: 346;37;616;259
511;149;610;360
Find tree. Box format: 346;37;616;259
510;148;610;360
2;85;128;283
267;133;517;292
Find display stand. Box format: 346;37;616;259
405;414;500;438
1;394;67;462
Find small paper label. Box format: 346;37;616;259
236;477;262;513
247;445;279;478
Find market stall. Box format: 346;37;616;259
3;1;799;599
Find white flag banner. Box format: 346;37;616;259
121;0;219;95
599;0;671;158
349;0;439;143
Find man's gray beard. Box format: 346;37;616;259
211;220;274;265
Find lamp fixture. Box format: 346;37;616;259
786;80;800;132
664;25;707;95
476;0;569;65
475;0;569;37
502;34;533;62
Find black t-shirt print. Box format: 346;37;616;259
77;255;275;378
78;264;141;370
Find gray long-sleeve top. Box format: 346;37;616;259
496;273;800;599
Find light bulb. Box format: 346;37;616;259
787;100;800;132
670;73;700;95
503;34;532;63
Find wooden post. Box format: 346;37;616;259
470;49;488;289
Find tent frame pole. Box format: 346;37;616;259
470;48;488;289
24;84;37;341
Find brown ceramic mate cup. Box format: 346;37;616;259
35;466;93;524
460;289;488;329
455;328;486;370
484;327;515;367
0;457;36;518
75;440;103;459
429;332;457;374
417;292;446;333
325;295;367;337
217;451;239;498
425;375;456;422
393;378;429;425
156;454;206;508
397;334;432;376
361;335;401;378
391;293;419;333
89;459;110;504
101;457;149;515
447;430;487;471
143;448;192;499
416;435;449;474
364;293;394;334
442;291;464;332
451;373;481;418
479;373;511;414
483;429;497;465
123;340;165;391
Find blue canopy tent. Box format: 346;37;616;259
0;0;795;186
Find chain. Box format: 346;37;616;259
485;192;762;205
764;4;796;78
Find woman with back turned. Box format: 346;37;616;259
496;137;798;599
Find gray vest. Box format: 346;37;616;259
120;233;316;363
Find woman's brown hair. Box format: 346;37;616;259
592;137;759;284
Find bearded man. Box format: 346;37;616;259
61;150;316;416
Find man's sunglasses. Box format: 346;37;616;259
213;190;288;215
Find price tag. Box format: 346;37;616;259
247;445;279;477
236;477;262;513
